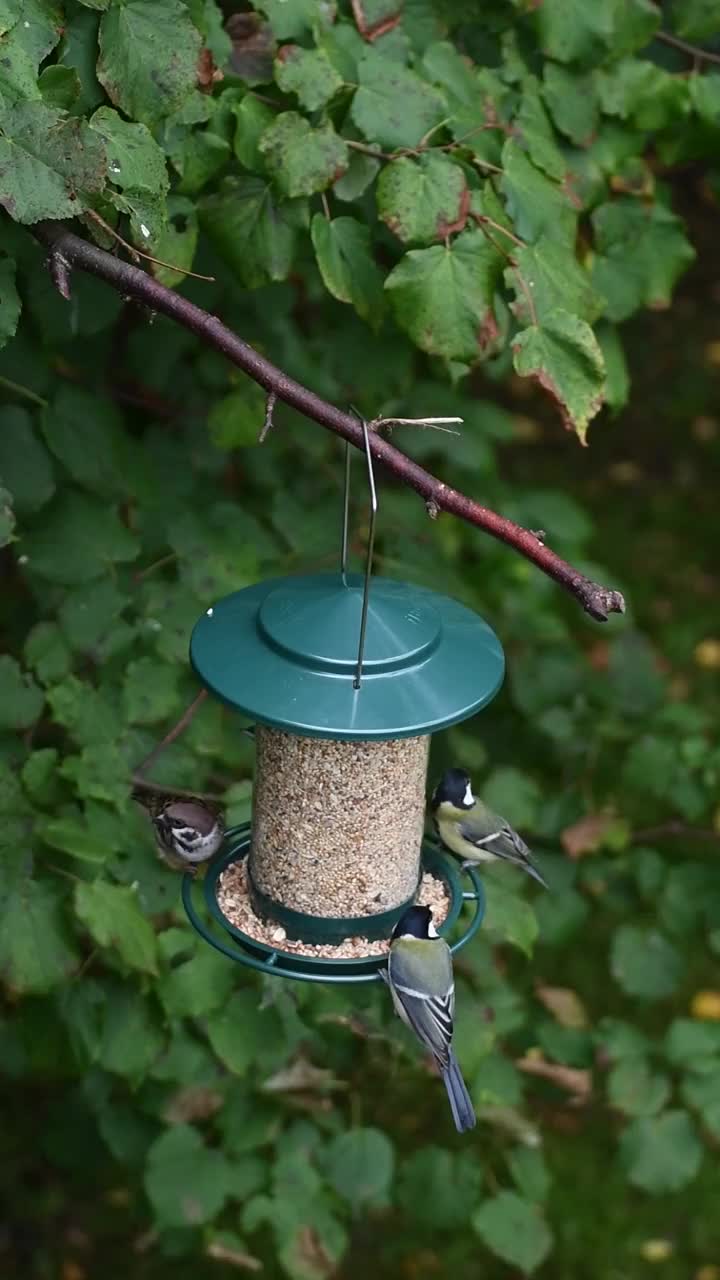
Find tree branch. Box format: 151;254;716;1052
32;219;625;622
656;29;720;67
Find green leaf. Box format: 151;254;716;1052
543;64;598;146
74;880;157;974
200;176;298;286
352;49;446;149
376;154;468;245
58;580;130;653
157;932;236;1019
483;879;538;956
325;1129;395;1210
0;408;55;512
689;71;720;126
0;258;21;350
89;106;169;243
607;1058;671;1117
664;1018;720;1067
57;7;106;115
275;44;343;110
516;83;566;181
0;655;43;729
24;621;72;685
254;0;321;40
97;0;201;126
123;657;180;725
671;0;719;40
21;748;59;804
60;744;131;809
38;65;81;111
473;1191;553;1274
334;150;379;201
145;1124;233;1227
208;383;267;449
311;215;384;324
0;485;15;548
397;1147;483;1230
0;100;106;223
37;812;110;864
510;237;603;327
233;94;275;172
47;676;121;746
533;0;658;64
259;112;348;197
20;491;138;584
0;0;62;102
98;985;164;1076
610;926;684;1000
619;1111;703;1193
507;1147;551;1203
501;141;578;246
596;323;629;413
512;308;606;443
482;767;541;830
206;990;286;1074
591;200;696;323
385;227;503;362
41;385;130;500
0;871;78;995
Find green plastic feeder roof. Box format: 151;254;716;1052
190;571;504;740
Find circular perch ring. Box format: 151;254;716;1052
182;825;486;984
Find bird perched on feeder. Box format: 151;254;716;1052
430;767;547;887
384;904;476;1134
132;789;225;874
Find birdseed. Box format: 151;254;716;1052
216;859;450;960
250;727;430;919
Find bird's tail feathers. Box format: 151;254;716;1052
442;1049;476;1133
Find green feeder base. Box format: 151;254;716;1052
182;825;486;984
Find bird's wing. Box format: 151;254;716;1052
459;814;531;861
388;942;455;1068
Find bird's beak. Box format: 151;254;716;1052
524;861;548;889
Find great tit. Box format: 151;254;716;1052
384;904;476;1133
430;767;547;888
132;789;225;873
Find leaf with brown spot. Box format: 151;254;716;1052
197;47;223;92
561;812;616;858
512;308;606;443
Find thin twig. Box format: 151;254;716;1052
84;209;216;282
472;213;537;327
32;220;626;621
133;552;179;582
656;29;720;67
134;690;209;776
131;776;224;803
0;375;48;408
372;415;463;435
320;191;331;220
259;389;277;443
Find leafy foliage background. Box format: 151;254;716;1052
2;1;720;1277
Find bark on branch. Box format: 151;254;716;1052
33;220;625;622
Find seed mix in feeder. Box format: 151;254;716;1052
217;858;450;959
249;726;430;919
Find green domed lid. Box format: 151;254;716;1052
190;572;504;740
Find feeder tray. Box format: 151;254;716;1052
182;825;486;983
183;422;504;974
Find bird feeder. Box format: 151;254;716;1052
183;423;504;982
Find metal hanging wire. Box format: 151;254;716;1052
340;415;378;690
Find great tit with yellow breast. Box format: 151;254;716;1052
133;789;225;873
430;768;547;888
383;904;476;1133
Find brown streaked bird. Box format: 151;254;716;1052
133;789;225;873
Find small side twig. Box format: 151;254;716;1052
259;390;277;443
371;415;463;435
134;689;209;776
131;776;224;803
48;248;72;299
656;29;720;67
85;209;215;282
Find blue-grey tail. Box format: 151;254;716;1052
442;1049;476;1133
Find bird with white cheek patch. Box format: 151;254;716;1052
430;767;547;887
132;789;225;874
383;903;476;1134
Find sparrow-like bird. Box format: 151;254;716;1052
384;904;476;1133
430;767;547;887
132;789;225;873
